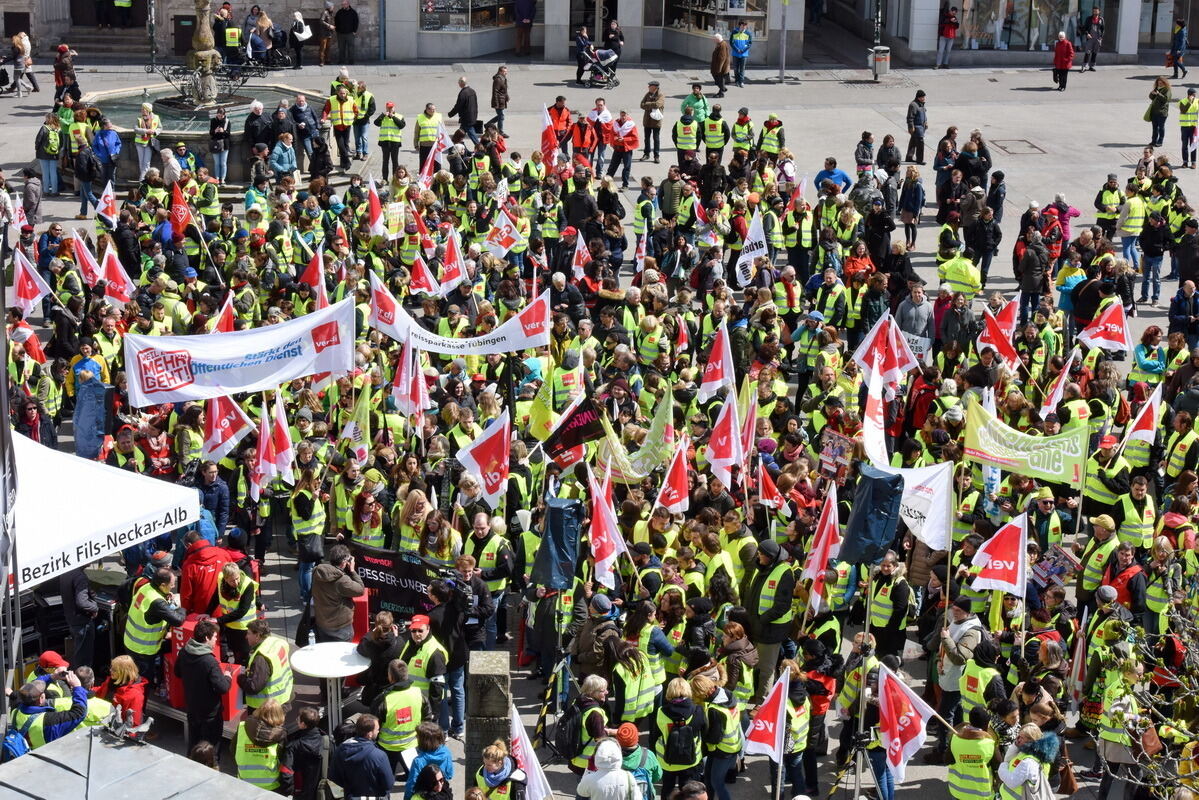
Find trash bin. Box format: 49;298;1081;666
871;46;891;76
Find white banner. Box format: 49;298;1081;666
383;291;551;355
874;461;953;552
903;333;931;362
733;211;767;287
124;298;356;407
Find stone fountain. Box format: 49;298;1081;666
186;0;222;107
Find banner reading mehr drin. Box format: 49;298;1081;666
124;298;355;407
964;398;1087;489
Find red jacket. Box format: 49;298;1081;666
1053;38;1076;69
97;677;147;725
179;539;231;614
547;104;571;134
612;119;639;151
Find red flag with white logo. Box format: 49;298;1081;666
392;338;433;417
675;318;690;355
802;485;841;611
484;207;525;257
571;231;589;281
367;178;388;238
440;227;468;296
250;393;295;501
100;246;137;304
9;320;46;364
707;398;744;490
210;291;236;333
509;703;553;800
970;512;1028;596
409;251;442;296
1038;347;1078;421
1122;382;1162;447
97;181;118;230
1076;301;1133;354
655;436;690;514
698;321;736;403
11;250;51;319
993;296;1018;340
299;248;330;310
851;313;918;394
368;272;405;341
976;308;1021;371
170;183;191;238
457;409;512;509
633;233;646;274
744;667;790;759
73;230;102;286
588;464;628;589
862;352;888;467
879;664;937;783
202;395;254;462
540;105;560;169
757;462;788;517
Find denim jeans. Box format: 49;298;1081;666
705;753;737;800
211;148;230;182
1020;291;1041;327
438;666;465;733
1122;233;1141;271
869;746;896;800
486;108;506;133
1142;255;1163;301
770;752;804;800
79;181;98;216
594;143;608;174
101;161;116;189
1151;113;1167;146
353;121;369;157
39;158;59;194
732;56;747;86
979;250;994;286
298;561;314;605
484;610;498;650
936;36;954;66
607;149;632;185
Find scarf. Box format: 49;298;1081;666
482;758;513;788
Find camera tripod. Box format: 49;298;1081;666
826;727;879;800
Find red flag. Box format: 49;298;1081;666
211;291;236;333
707;398;744;490
170;183;191;237
757;462;787;515
97;181;118;229
633;232;647;274
1122;382;1163;447
587;464;628;589
456;410;512;508
540;105;560;169
202;395;254;462
392;338;433;417
675;318;690;355
368;272;404;341
367;178;388;238
1077;301;1134;354
698;321;736;402
970;512;1028;596
100;247;137;304
993;296;1018;341
1038;348;1078;420
655;437;690;514
744;667;790;759
1069;608;1089;710
412;208;436;257
250;393;295;500
8;320;46;364
851;313;918;392
409;251;442;296
299;249;330;310
878;665;937;783
440;227;467;296
571;231;589;280
801;486;842;611
976;308;1020;370
11;250;52;318
72;230;102;286
862;352;888;466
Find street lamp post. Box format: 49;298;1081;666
148;0;158;68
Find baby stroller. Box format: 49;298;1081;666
585;47;620;88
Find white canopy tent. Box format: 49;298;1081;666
11;432;200;589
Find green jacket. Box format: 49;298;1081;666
680;93;711;123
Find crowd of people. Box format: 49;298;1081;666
6;46;1199;800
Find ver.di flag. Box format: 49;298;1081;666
339;388;372;466
851;313;918;395
73;230;103;286
697;321;736;403
588;464;628;589
655;436;690;514
250;392;295;501
457;409;512;508
733;211;767;287
862;352;888;467
10;250;52;318
99;246;137;304
1076;301;1133;354
1122;382;1162;447
211;291;236;333
744;667;790;759
801;485;841;612
707;397;743;490
124;298;355;407
878;664;937;783
977;307;1021;371
202;394;254;462
970;512;1028;596
509;703;552;800
1039;348;1078;421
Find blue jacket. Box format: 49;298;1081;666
898;179;925;214
404;744;455;798
1169;288;1199;335
1173;25;1189;55
92;129;123;166
72;375;109;459
17;686;88;744
730;29;752;58
198;479;230;532
814;168;852;193
269;143;298;174
330;737;394;797
290;102;320;142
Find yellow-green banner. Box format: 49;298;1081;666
964;398;1087;488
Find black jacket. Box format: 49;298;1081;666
243;111;274;150
742;552;796;644
965;217;1002;255
60;567;97;629
287;726;326;800
448;86;479;127
173;640;231;721
355;631;404;706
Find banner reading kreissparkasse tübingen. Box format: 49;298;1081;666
964;398;1087;488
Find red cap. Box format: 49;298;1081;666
39;651;68;670
410;614;431;629
561;226;578;237
386;101;395;109
471;373;485;381
1099;434;1118;448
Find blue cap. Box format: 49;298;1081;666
806;310;825;322
183;267;198;278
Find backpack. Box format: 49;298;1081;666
630;748;655;800
663;718;697;765
553;700;584;761
3;726;31;762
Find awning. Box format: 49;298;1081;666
12;432;200;589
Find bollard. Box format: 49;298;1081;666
465;650;512;780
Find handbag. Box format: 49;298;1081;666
296;22;314;42
210;138;226;152
1133;724;1164;758
1167;53;1176;67
1057;742;1078;796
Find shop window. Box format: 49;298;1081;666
421;0;514;31
664;0;768;36
958;0;1077;50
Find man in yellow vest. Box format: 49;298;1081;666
212;562;259;665
1117;183;1146;272
10;673;88;749
371;658;433;774
1082;434;1131;520
239;619;295;710
323;85;359;171
1182;88;1199;168
1074;514;1118;611
743;540;795;703
415;103;442;170
123;567;185;685
672;109;699;168
375;101;406;180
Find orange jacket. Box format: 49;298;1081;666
570;121;598;150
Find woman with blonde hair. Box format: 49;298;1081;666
418;510;461;567
97;655;147;725
234;699;290;791
6;33;38;96
476;739;528;800
395;488;430;552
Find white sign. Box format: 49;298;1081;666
123;298;355;407
733;211;767;287
903;333;931;362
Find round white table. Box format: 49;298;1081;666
289;642;370;730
